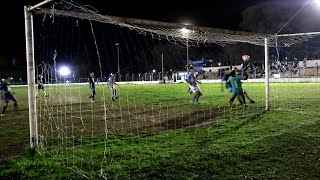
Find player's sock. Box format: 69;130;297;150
113;89;116;98
196;95;200;102
115;89;118;99
193;97;197;103
2;105;7;114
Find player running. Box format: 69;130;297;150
186;67;202;104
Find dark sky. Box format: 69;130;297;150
0;0;265;58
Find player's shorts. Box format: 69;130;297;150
232;89;244;96
189;85;201;94
107;83;115;90
38;84;44;90
1;93;17;103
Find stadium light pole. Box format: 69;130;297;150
115;43;120;82
161;53;164;82
181;28;191;72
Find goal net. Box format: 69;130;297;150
28;0;320;178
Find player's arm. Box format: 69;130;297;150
196;77;202;84
227;76;231;83
185;75;190;84
241;72;249;80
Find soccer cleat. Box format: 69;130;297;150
228;103;233;108
250;100;255;104
0;114;5;117
112;97;116;102
244;104;248;107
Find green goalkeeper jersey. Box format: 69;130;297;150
227;75;243;94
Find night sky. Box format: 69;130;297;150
0;0;307;78
0;0;265;58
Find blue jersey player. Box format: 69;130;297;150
186;67;202;104
107;73;118;101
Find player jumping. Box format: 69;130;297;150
223;67;255;104
227;70;247;108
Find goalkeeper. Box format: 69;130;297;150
227;70;247;107
223;67;255;104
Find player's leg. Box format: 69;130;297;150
89;87;93;99
239;92;248;107
1;95;9;116
190;86;198;103
91;90;96;102
195;87;202;103
188;85;192;94
9;95;18;110
228;93;237;108
243;90;255;103
112;87;117;101
1;103;8;116
114;87;118;99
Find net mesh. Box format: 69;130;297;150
31;0;318;48
29;0;320;178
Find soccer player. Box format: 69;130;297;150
107;73;118;101
36;75;46;97
223;67;255;104
88;72;96;102
186;67;202;104
1;76;18;116
227;70;247;108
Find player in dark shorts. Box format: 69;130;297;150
88;72;96;102
1;76;18;116
223;67;255;104
227;70;247;107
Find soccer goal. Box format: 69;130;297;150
23;0;320;178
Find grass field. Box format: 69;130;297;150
1;82;320;179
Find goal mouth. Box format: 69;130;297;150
22;0;320;178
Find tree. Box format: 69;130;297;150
240;1;320;61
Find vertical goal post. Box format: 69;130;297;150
24;0;54;149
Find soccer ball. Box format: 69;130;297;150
242;54;250;62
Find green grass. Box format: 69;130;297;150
1;83;320;179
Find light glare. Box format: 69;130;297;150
180;27;191;34
59;66;71;76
